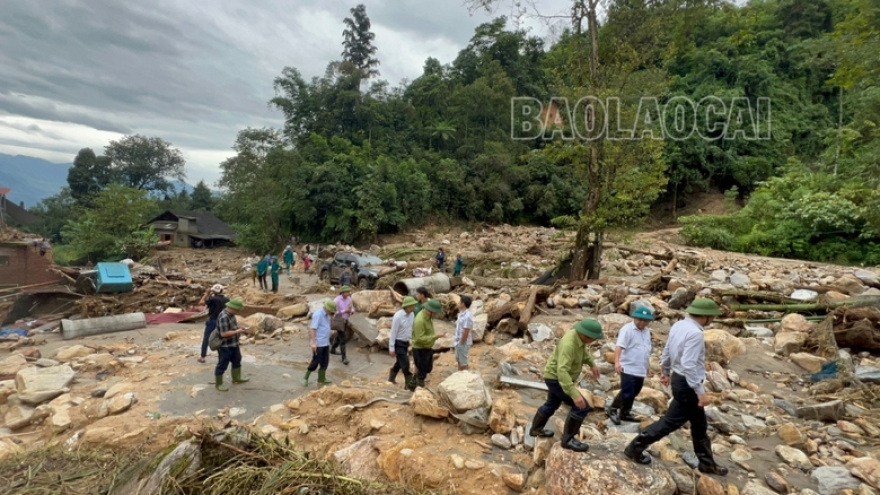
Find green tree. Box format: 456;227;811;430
190;180;214;211
28;188;76;243
341;4;380;84
104;135;186;193
67;148;111;205
62;184;159;261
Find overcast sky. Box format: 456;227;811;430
0;0;572;187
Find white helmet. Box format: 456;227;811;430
211;284;224;293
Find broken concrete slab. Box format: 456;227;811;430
15;365;75;395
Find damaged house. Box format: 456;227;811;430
144;210;237;248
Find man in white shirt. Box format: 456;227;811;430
607;305;654;425
388;296;417;385
624;298;728;476
454;295;474;371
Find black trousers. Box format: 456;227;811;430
412;348;434;382
538;378;591;421
331;321;348;357
390;340;411;375
258;273;267;290
611;372;645;414
633;374;714;463
307;346;330;371
215;346;242;376
200;319;217;359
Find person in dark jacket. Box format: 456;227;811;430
435;248;446;270
198;284;229;363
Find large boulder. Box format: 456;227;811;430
334;436;383;481
636;387;669;414
854;269;880;289
797;400;845;422
276;303;309;319
351;290;396;317
847;456;880;490
545;442;676;495
54;345;95;362
0;354;28;375
438;371;491;413
238;313;283;332
15;365;75;396
703;330;745;365
488;398;516;434
409;388;449;419
811;466;860;495
780;314;814;334
774;332;807;357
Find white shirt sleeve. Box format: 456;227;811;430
389;312;402;352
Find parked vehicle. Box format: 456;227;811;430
319;252;384;289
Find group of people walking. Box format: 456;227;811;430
244;245;320;293
526;297;728;475
199;278;728;475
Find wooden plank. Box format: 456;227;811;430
500;376;548;391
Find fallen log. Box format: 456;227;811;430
715;289;797;305
602;243;673;260
729;295;880;312
518;286;539;329
466;276;531;289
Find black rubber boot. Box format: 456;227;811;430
402;371;413;389
608;408;621;425
388;369;398;384
560;414;589;452
330;345;339;355
624;435;652;465
528;411;554;438
405;375;417;392
340;345;349;365
619;399;639;422
696;438;728;475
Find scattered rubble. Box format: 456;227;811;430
2;225;880;495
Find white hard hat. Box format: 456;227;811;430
212;284;224;293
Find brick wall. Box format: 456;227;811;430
0;243;65;287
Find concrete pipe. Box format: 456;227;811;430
393;273;451;296
61;312;147;340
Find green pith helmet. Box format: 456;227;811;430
425;299;443;314
402;296;417;308
574;318;603;339
225;298;244;311
340;285;351;293
686;298;722;316
324;300;338;313
631;306;655;321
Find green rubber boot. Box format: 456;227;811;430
231;368;249;384
302;370;312;387
317;369;332;385
215;375;229;392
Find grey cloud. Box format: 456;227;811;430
0;0;537;183
0;93;133;134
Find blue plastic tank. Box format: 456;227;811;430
95;262;133;293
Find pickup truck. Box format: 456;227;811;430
319;252;385;289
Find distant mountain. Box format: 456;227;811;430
0;154;70;208
0;153;196;208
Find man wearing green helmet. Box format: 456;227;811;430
407;298;446;391
624;298;728;476
388;296;418;385
528;318;604;453
607;304;655;425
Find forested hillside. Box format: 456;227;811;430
214;0;879;265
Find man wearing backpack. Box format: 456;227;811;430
213;298;250;391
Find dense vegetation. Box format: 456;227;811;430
26;0;880;266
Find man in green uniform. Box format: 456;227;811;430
413;287;429;315
407;298;446;391
528;318;604;452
